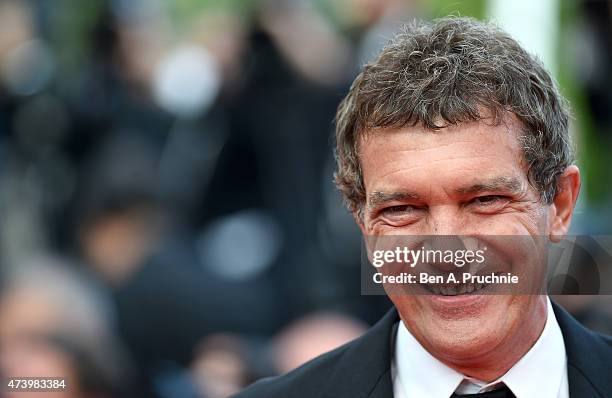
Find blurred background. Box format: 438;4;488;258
0;0;611;397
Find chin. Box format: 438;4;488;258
428;320;508;363
395;294;524;362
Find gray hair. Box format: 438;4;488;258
335;17;572;216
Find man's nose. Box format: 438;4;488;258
428;205;466;236
421;206;464;272
423;206;480;272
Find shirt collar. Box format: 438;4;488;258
497;297;566;398
394;297;567;398
394;315;464;397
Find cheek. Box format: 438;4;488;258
389;296;424;330
365;223;408;236
479;206;550;236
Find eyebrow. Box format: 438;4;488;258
366;176;524;210
367;191;422;210
454;176;524;195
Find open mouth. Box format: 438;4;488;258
423;282;489;296
420;272;503;296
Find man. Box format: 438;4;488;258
234;17;612;398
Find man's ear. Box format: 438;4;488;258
549;165;580;241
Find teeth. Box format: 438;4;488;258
425;281;489;296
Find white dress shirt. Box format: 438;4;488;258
392;297;569;398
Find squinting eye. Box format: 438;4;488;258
472;195;505;206
378;205;425;225
382;205;415;214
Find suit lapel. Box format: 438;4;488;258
321;308;398;398
552;301;612;397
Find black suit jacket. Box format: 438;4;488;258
233;302;612;397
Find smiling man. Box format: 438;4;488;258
234;17;612;398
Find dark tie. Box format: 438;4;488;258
451;384;515;398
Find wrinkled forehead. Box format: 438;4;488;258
357;116;531;194
358;112;527;160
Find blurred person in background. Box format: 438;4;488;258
0;259;133;397
186;312;367;397
270;312;367;375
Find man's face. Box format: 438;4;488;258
358;118;556;368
